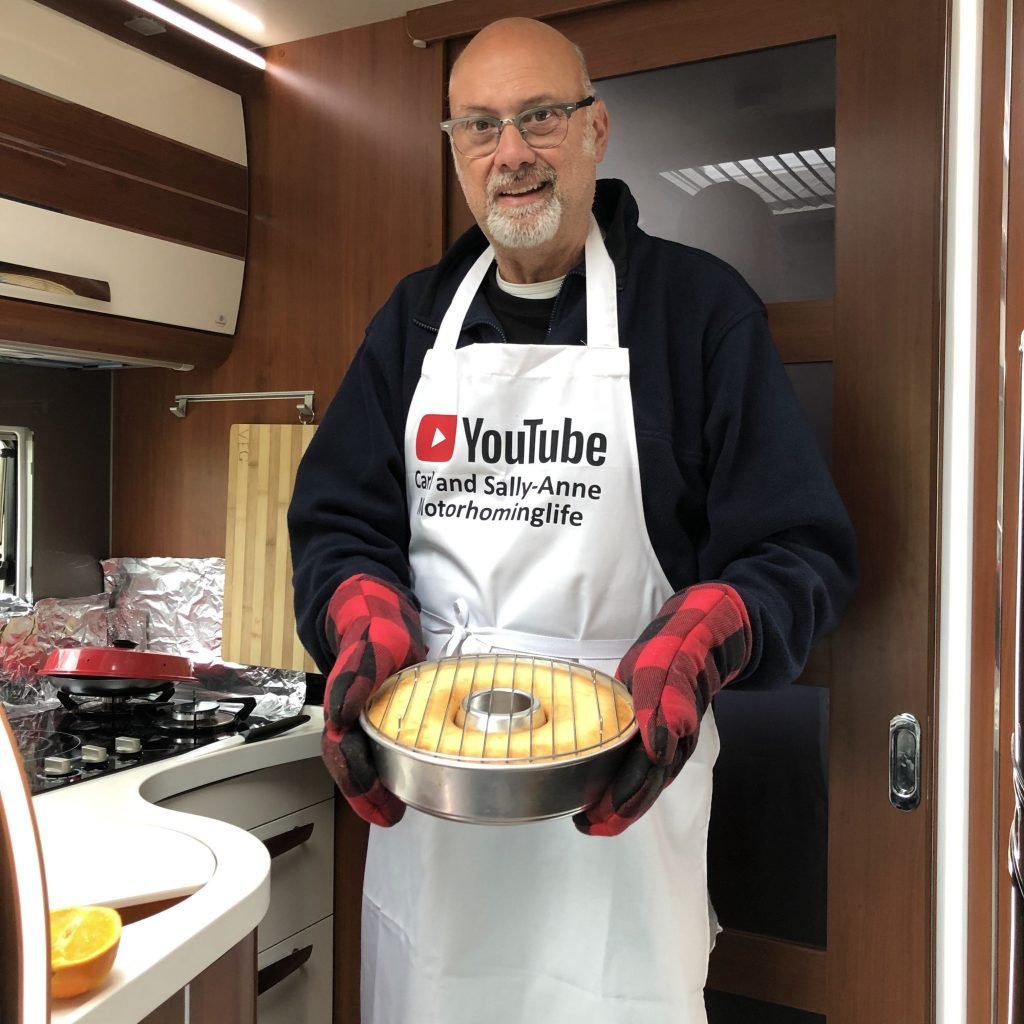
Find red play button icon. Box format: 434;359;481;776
415;414;457;462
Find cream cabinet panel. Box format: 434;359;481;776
0;0;246;164
257;916;334;1024
252;798;334;953
0;200;244;335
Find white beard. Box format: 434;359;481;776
485;193;563;249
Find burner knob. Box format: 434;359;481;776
81;744;109;765
115;736;143;756
43;756;75;777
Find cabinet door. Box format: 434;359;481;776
257;916;334;1024
0;0;247;367
252;798;335;952
444;1;942;1020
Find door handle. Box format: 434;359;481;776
257;944;313;995
889;712;922;811
262;821;315;860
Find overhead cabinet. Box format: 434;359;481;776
0;0;249;368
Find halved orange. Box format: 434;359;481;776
49;905;122;999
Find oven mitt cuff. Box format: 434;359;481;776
322;574;426;827
622;581;750;767
574;582;750;838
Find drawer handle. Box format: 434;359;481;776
262;821;315;859
0;261;110;301
257;943;313;996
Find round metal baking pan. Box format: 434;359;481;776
360;654;637;825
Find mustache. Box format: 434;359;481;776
486;166;557;202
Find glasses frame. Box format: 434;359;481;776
440;96;596;158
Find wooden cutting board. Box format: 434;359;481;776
222;423;317;672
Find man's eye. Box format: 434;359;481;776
467;119;496;135
522;108;555;126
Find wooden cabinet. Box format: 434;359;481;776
0;0;248;369
140;935;257;1024
158;759;336;1022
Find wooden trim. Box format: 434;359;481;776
995;1;1024;1018
187;931;257;1024
407;0;626;43
828;0;947;1019
0;296;232;370
0;709;51;1024
967;0;1011;1017
0;79;248;210
767;299;834;363
707;929;827;1014
333;798;369;1024
548;0;837;79
0;145;248;258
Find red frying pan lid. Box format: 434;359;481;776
42;647;196;682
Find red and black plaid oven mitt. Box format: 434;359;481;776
574;582;751;837
321;574;426;826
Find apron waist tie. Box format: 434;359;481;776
421;601;635;664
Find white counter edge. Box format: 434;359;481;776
33;708;324;1024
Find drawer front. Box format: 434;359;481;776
253;797;335;952
0;199;244;335
257;916;334;1024
158;758;334;830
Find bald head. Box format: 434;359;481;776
449;19;592;113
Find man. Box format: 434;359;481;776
288;17;856;1024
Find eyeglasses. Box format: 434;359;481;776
440;96;596;158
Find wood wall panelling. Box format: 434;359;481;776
828;0;947;1019
111;18;445;557
767;299;834;363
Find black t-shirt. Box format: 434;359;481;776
483;265;556;345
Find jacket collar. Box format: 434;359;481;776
413;178;638;331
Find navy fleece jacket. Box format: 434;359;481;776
287;179;857;686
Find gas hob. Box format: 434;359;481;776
11;688;274;795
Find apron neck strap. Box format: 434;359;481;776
433;215;619;353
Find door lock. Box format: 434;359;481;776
889;712;922;811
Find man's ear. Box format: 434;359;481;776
592;99;610;162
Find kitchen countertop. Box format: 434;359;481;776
31;707;324;1024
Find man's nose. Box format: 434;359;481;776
493;122;536;170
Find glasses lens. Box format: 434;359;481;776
519;107;569;149
452;118;499;157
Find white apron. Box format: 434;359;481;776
361;218;719;1024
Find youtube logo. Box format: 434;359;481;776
415;414;457;462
